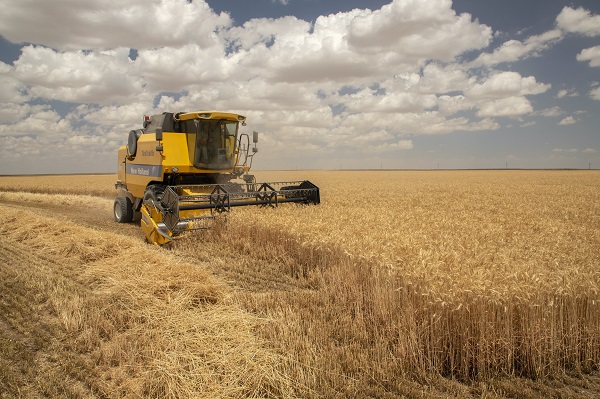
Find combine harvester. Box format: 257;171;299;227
114;111;320;245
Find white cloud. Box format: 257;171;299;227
437;95;473;116
0;62;28;103
13;46;144;105
590;87;600;101
556;6;600;37
465;72;550;101
0;103;52;124
415;63;475;94
558;116;576;125
476;96;533;118
577;46;600;67
552;148;597;155
225;16;310;51
0;0;231;50
536;106;563;117
135;44;231;92
342;86;437;114
228;0;491;86
77;103;152;127
0;108;66;137
556;88;578;98
472;29;562;67
346;0;492;63
364;139;414;153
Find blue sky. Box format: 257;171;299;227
0;0;598;174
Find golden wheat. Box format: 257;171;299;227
175;170;600;395
0;174;117;198
2;170;599;398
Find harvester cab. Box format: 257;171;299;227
114;111;320;245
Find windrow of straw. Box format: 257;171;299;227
0;204;291;398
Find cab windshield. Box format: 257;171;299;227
193;119;239;170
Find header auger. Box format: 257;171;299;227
114;111;319;245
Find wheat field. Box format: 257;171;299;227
0;170;599;398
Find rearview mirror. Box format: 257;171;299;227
253;131;259;143
155;128;163;141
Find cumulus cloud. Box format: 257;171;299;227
347;0;491;62
13;46;144;105
437;95;472;116
0;107;66;137
465;72;550;100
476;96;533;118
556;6;600;37
0;0;231;50
553;148;597;154
364;139;414;153
589;87;600;101
225;16;310;51
577;46;600;67
558;116;576;125
535;106;563;117
472;29;563;67
556;88;578;98
0;62;28;103
0;103;52;124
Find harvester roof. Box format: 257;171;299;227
175;111;246;123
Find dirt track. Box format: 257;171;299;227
1;195;140;237
0;209;101;397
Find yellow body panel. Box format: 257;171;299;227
162;132;192;167
140;204;172;245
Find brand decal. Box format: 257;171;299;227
126;164;162;177
142;150;155;156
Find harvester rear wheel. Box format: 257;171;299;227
114;196;133;223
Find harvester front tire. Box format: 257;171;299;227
114;197;133;223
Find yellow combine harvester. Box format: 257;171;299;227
115;111;320;245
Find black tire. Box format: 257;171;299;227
114;197;133;223
143;185;166;206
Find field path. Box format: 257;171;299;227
0;192;140;238
0;230;101;397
